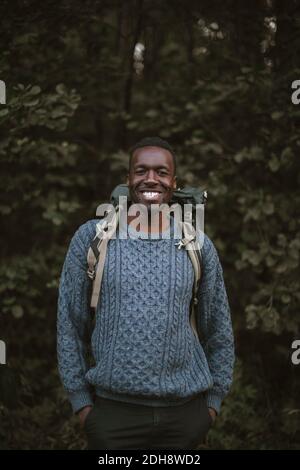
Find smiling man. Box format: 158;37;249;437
57;136;235;450
128;140;176;206
126;139;177;234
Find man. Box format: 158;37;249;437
57;136;235;450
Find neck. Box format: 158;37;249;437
127;211;170;234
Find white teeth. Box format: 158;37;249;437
142;191;160;199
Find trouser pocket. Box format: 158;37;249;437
189;394;213;447
84;406;96;432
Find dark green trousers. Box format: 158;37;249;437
84;393;213;450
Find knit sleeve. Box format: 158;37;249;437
57;222;96;414
197;235;235;414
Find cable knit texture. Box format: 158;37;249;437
57;216;235;414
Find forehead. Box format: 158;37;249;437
131;146;174;171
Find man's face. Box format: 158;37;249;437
127;146;177;208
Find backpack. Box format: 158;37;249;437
87;184;207;341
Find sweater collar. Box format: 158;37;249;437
118;213;176;240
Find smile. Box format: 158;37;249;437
140;191;161;200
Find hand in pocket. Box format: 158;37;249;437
78;405;93;429
207;407;217;423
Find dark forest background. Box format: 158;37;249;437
0;0;300;450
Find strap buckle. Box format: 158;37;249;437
175;240;185;250
175;235;196;250
87;268;95;280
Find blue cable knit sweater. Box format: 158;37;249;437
57;216;234;415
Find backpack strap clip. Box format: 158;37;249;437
175;234;196;250
87;268;96;280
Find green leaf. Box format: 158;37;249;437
28;85;41;95
23;98;40;107
55;83;66;95
51;109;67;118
145;109;158;118
271;111;284;120
268;157;280;172
12;305;24;318
281;294;291;304
0;205;12;214
263;201;274;215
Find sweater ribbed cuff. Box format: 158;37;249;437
68;389;94;414
206;391;223;414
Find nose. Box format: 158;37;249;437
144;169;158;185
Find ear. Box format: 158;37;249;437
173;176;177;189
126;174;129;185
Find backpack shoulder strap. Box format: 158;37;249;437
87;208;119;310
175;221;202;341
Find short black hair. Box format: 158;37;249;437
128;136;176;174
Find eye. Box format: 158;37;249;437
135;168;145;175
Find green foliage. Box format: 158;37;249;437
207;360;267;450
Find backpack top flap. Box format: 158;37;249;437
170;186;207;206
110;184;131;207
